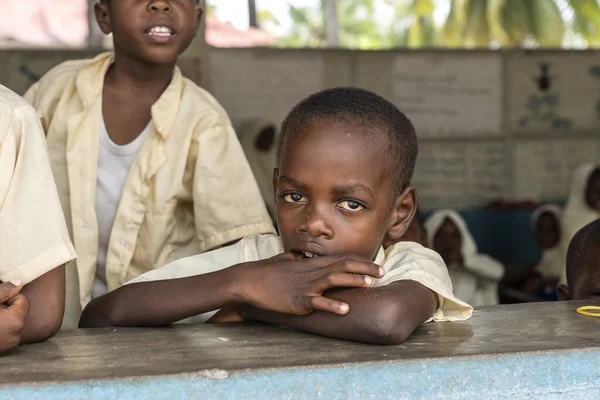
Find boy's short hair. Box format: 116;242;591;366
566;218;600;286
277;87;418;193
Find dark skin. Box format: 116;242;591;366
95;0;203;145
0;266;65;353
384;214;427;248
558;245;600;301
586;169;600;211
534;212;561;250
80;121;437;345
433;218;463;266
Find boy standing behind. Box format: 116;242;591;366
25;0;273;328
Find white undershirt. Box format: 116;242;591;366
93;119;152;299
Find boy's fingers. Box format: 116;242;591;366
327;259;384;278
0;281;23;303
316;272;374;293
310;296;350;315
5;294;30;319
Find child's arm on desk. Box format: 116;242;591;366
236;281;438;345
18;266;65;344
79;254;383;328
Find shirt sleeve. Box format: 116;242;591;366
0;102;77;284
192;120;275;252
375;244;473;322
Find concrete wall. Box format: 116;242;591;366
206;48;600;211
1;45;599;211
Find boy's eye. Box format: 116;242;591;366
282;193;306;203
338;200;364;211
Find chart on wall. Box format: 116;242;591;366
208;49;328;129
513;139;600;201
507;52;600;134
391;53;503;138
413;141;509;210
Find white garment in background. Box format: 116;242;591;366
93;120;152;299
424;210;505;307
531;204;564;281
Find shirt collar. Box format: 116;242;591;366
75;52;184;140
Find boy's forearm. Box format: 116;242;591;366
237;281;437;345
79;266;244;328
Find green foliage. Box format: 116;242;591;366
245;0;600;49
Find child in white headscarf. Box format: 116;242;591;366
238;119;279;219
531;204;564;284
561;164;600;284
425;210;504;306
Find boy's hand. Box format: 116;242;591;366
0;281;30;353
206;307;243;324
233;253;383;316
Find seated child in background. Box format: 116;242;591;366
558;218;600;301
425;210;504;306
79;87;472;345
561;164;600;285
531;205;564;289
384;208;427;248
0;85;77;352
24;0;273;328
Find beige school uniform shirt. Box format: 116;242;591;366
128;234;473;324
0;84;76;284
24;53;274;328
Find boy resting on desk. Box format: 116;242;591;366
80;88;472;344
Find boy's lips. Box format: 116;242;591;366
291;245;326;259
144;23;177;43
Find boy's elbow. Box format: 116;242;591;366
79;295;125;328
21;313;63;345
369;304;414;345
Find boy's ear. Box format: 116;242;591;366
557;284;571;301
385;187;417;244
95;2;112;35
194;6;205;35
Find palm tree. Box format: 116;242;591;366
260;0;600;49
569;0;600;46
445;0;565;48
440;0;600;48
385;0;437;48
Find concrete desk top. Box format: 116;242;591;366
1;300;599;399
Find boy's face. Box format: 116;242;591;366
586;169;600;211
96;0;202;65
534;212;561;249
274;121;415;261
559;245;600;301
433;219;463;265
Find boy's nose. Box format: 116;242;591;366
298;206;334;240
148;0;172;12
